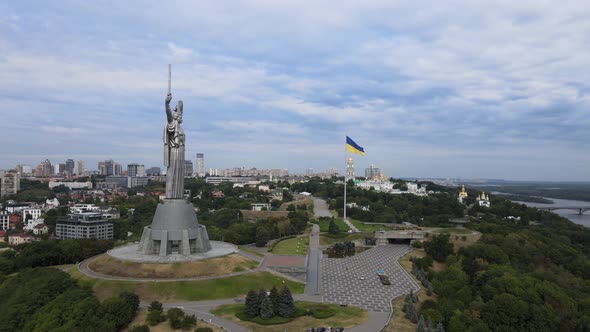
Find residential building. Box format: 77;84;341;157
0;211;8;230
129;176;149;188
127;163;146;177
65;159;75;175
0;170;20;197
16;164;32;175
34;159;53;177
209;168;218;176
32;224;49;235
205;176;256;185
21;208;42;221
105;176;128;188
365;164;381;180
49;181;92;190
23;218;45;232
55;163;66;175
100;159;122;176
270;189;283;201
0;230;6;241
74;160;86;175
251;203;271;211
55;213;114;240
45;198;60;208
212;190;225;198
8;233;35;245
196;153;205;177
184;160;194;177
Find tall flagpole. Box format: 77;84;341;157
343;139;347;221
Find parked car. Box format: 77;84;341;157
335;328;345;332
316;327;327;332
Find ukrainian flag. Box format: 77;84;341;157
346;136;365;156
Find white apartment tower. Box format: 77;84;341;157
196;153;205;177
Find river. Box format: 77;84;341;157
508;197;590;228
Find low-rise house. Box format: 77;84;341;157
8;233;35;245
32;224;49;235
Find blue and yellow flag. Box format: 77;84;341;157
346;136;365;156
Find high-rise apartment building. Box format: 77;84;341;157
65;159;75;175
127;163;146;177
209;168;218;176
184;160;194;177
196;153;205;177
365;164;381;180
74;160;85;175
34;159;53;177
0;170;20;197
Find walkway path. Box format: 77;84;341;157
342;218;360;232
305;223;322;295
312;196;333;217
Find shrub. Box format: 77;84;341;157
129;325;150;332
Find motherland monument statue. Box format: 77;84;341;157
138;65;211;256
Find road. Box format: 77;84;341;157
312;196;333;217
305;223;321;295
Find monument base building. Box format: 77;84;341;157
138;199;211;256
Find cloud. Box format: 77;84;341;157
0;1;589;180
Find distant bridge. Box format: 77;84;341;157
537;206;590;215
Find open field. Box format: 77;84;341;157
270;236;309;255
123;309;223;332
211;302;367;332
88;254;258;278
69;269;304;302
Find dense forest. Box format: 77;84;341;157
0;268;139;332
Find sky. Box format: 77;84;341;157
0;1;589;181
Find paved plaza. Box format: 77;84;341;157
320;244;419;312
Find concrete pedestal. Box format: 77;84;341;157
138;199;211;256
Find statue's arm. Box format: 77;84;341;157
165;93;173;123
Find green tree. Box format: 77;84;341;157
328;219;340;234
255;226;270;247
181;314;197;329
129;325;150;332
424;234;454;262
259;295;274;319
269;286;280;308
166;308;185;329
277;285;295;317
244;289;260;317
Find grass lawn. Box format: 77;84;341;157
70;269;304;302
315;218;350;232
88;254;258;278
238;245;265;257
349;220;390;232
270;236;309;255
428;227;481;251
211;301;367;332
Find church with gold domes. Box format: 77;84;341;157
458;185;468;203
